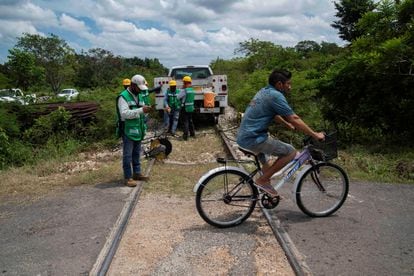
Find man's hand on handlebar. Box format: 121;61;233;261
314;132;325;141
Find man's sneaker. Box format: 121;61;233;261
132;173;149;181
124;178;137;187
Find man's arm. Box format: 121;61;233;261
177;89;186;104
274;115;295;130
118;97;149;120
163;90;169;108
284;114;324;140
148;86;162;93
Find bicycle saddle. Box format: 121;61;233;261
238;147;258;157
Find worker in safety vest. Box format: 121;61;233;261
163;80;181;136
116;74;151;187
177;75;195;140
122;78;131;90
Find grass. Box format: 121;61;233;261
0;150;124;204
143;129;225;197
0;128;225;204
335;146;414;184
145;162;217;197
1;126;413;205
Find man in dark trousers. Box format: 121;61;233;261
178;75;195;141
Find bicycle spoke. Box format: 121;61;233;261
196;169;258;228
296;163;349;217
310;170;326;192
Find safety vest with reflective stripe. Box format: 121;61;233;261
184;87;195;112
141;90;150;106
167;89;181;110
119;89;146;141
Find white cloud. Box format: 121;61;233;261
0;0;345;67
206;27;246;46
0;20;40;43
59;14;91;39
0;1;57;25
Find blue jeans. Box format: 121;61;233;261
163;108;180;134
122;134;142;179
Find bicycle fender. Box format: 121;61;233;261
193;166;248;193
291;164;313;203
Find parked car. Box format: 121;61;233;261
57;88;79;101
0;88;36;105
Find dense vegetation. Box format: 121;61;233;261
0;0;413;182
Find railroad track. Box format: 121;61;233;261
91;112;310;275
215;119;312;276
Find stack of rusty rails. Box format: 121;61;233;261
30;101;99;123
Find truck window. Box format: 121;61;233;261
170;68;212;79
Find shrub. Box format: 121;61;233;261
23;107;72;145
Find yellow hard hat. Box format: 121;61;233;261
169;80;177;86
183;76;192;83
122;78;131;86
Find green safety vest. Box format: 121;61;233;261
117;89;146;141
141;90;150;106
184;87;195;113
167;89;181;110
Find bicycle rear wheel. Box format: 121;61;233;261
296;163;349;217
195;169;258;228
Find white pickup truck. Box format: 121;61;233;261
154;65;228;123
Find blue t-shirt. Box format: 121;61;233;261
236;85;294;148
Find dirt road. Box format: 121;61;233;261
107;192;294;275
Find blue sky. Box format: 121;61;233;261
0;0;345;68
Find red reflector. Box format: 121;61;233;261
222;85;227;91
213;79;216;82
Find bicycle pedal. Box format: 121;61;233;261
261;194;280;209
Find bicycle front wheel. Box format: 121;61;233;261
296;162;349;217
195;169;258;228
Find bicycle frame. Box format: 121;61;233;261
270;147;312;191
193;147;315;198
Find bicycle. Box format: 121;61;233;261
194;132;349;228
142;117;173;161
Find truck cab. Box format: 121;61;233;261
154;65;227;123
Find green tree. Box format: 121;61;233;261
294;40;321;57
14;33;76;93
331;0;376;42
320;0;414;144
0;72;10;88
5;49;44;91
319;42;343;56
235;38;300;71
75;48;122;88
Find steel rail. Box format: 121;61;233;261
90;159;155;276
215;124;313;276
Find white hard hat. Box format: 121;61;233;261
131;74;148;90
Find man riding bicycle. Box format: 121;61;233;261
236;69;325;196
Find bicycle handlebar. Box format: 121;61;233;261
303;131;335;146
